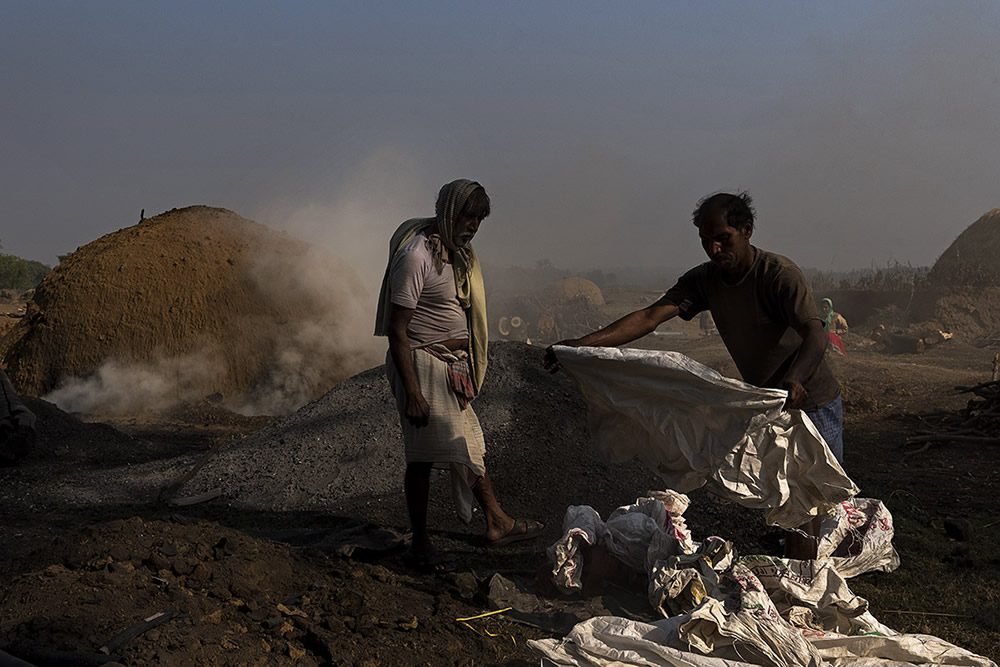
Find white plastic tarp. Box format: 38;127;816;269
553;346;859;529
533;614;996;667
532;496;994;667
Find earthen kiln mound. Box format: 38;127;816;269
929;208;1000;287
543;276;605;306
0;206;376;413
828;209;1000;340
909;209;1000;339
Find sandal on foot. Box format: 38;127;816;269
487;519;544;548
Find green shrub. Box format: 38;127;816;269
0;247;50;291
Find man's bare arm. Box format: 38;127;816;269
543;297;680;370
570;297;680;348
388;305;430;427
781;318;827;409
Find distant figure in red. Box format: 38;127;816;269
821;298;848;356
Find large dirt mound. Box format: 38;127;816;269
0;206;379;414
929;208;1000;287
909;287;1000;340
543;276;605;306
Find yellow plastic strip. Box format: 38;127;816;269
455;607;512;622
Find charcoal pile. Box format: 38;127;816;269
175;342;662;526
171;341;780;553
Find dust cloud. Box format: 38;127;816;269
231;149;443;413
44;349;226;415
257;148;438;290
43;232;385;417
227;243;385;416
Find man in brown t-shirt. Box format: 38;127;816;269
545;192;842;556
662;246;840;415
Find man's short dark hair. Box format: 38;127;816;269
692;191;755;232
459;185;491;221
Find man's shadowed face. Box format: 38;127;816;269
455;214;483;247
698;214;753;277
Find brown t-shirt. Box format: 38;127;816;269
663;248;839;411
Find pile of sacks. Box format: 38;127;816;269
530;492;991;667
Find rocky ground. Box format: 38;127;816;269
1;337;998;665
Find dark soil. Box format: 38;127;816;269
1;337;998;664
1;518;549;667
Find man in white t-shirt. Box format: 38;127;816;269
375;179;543;572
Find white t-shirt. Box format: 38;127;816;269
389;233;469;347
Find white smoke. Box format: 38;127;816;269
44;348;226;415
221;147;443;414
255;146;438;288
225;242;384;416
45;148;450;417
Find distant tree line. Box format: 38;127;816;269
805;262;930;293
0;241;50;291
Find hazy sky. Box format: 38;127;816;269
3;1;998;279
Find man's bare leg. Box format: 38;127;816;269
472;472;516;542
405;462;434;554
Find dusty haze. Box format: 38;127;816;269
1;2;997;280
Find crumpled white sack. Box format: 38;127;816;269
530;615;760;667
548;492;701;595
817;498;900;578
554;346;859;529
738;556;888;637
676;563;825;666
538;496;995;667
548;505;610;593
810;632;996;665
530;613;996;667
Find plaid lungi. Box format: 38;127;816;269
385;348;485;523
806;393;844;464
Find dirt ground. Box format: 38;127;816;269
1;306;999;664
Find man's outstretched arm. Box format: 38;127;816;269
544;296;680;369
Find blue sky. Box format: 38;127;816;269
3;1;998;278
